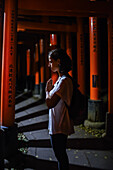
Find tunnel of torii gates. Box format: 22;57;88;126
0;0;113;138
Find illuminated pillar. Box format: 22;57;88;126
88;17;103;122
45;33;50;82
66;32;72;77
50;33;58;84
89;17;100;100
1;0;17;127
40;39;45;98
24;49;31;92
77;17;86;95
0;0;18;157
106;16;113;138
0;0;4;152
27;49;30;77
50;33;57;47
0;0;4;74
34;43;40;97
0;0;4;124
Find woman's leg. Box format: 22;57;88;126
50;134;69;170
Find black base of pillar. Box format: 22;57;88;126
88;99;104;122
0;129;4;169
106;112;113;138
25;75;31;91
25;75;35;92
0;159;4;170
0;123;18;159
40;83;45;99
33;84;40;97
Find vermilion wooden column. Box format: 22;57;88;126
0;0;4;74
66;32;72;77
27;49;30;76
40;39;44;84
50;33;58;84
77;17;86;95
89;17;100;100
0;0;4;124
40;39;45;98
88;17;103;122
106;16;113;138
24;49;31;92
1;0;17;127
45;33;50;82
50;34;57;47
30;42;35;76
34;43;40;96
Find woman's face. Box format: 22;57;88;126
48;55;60;72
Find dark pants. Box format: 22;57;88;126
50;134;69;170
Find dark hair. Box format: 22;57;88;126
48;48;72;73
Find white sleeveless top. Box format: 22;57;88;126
48;75;74;135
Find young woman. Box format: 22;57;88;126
45;48;74;170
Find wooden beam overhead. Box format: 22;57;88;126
18;0;113;17
17;20;77;32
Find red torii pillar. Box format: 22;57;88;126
106;16;113;138
0;0;4;58
40;39;45;98
0;0;4;124
66;32;72;77
0;0;18;157
24;49;31;92
27;49;30;77
88;17;103;123
89;17;100;100
34;43;40;97
77;17;86;95
1;0;17;127
45;33;50;82
0;0;4;71
50;33;58;84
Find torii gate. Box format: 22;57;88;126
0;0;18;160
0;1;113;161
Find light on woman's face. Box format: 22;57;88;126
48;56;59;72
48;56;52;67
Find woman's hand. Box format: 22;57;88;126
45;78;53;92
45;78;61;108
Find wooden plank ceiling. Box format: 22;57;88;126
17;0;113;45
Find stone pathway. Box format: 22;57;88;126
5;96;113;170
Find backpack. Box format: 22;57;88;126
66;76;87;125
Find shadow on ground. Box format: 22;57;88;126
4;151;99;170
4;121;111;169
4;94;112;170
18;137;113;150
4;119;111;170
